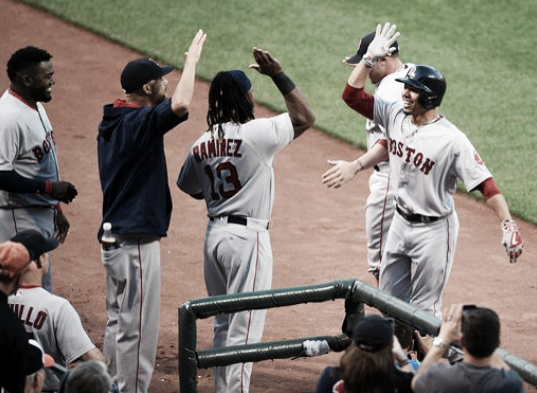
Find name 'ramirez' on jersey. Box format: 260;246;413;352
178;113;293;221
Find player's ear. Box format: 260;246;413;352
142;82;153;96
21;73;33;87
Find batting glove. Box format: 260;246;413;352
501;219;523;263
362;22;400;67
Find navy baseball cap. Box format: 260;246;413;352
120;58;174;93
352;315;393;351
225;70;252;94
343;31;399;66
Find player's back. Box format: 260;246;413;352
177;113;293;220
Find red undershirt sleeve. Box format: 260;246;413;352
342;83;374;120
377;139;388;148
474;177;501;199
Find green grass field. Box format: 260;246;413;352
19;0;537;224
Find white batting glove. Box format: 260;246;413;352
501;219;523;263
362;22;400;67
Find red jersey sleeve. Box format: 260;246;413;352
342;83;374;120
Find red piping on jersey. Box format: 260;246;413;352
378;173;391;267
18;285;41;289
341;84;374;120
9;88;37;110
135;240;143;393
11;209;18;233
433;216;452;317
113;99;142;108
240;232;260;393
475;177;501;200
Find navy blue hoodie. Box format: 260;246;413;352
97;98;188;239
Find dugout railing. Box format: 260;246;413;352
178;279;537;392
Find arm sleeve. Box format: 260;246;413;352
453;135;494;192
54;302;96;364
342;84;374;120
247;113;294;162
177;153;202;196
473;177;501;199
134;98;189;148
0;170;47;193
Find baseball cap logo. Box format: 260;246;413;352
407;65;416;79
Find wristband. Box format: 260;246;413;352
362;54;376;68
271;72;296;96
53;203;63;213
44;181;53;195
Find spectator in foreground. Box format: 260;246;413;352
316;314;415;393
412;303;523;392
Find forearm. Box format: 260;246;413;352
275;73;315;139
485;193;512;222
347;61;371;89
356;142;388;170
0;170;46;193
411;345;446;389
171;57;198;117
76;348;108;364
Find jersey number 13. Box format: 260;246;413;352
204;162;243;200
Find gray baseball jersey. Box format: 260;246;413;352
8;286;96;391
0;90;60;208
375;99;492;216
178;113;293;219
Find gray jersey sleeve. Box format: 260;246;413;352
53;301;96;364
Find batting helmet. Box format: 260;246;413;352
396;65;446;110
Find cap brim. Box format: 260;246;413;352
160;65;175;77
342;54;362;67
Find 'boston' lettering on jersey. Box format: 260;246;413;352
388;137;436;175
9;303;48;330
193;138;243;163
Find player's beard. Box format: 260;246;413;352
31;87;52;103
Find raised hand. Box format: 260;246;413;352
362;22;400;67
185;29;207;64
249;47;283;77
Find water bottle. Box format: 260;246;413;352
101;222;117;250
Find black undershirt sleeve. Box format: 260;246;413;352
0;170;46;193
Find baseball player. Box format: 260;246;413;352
97;30;206;393
176;47;315;393
341;30;413;283
322;23;523;317
0;46;78;292
9;251;107;392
